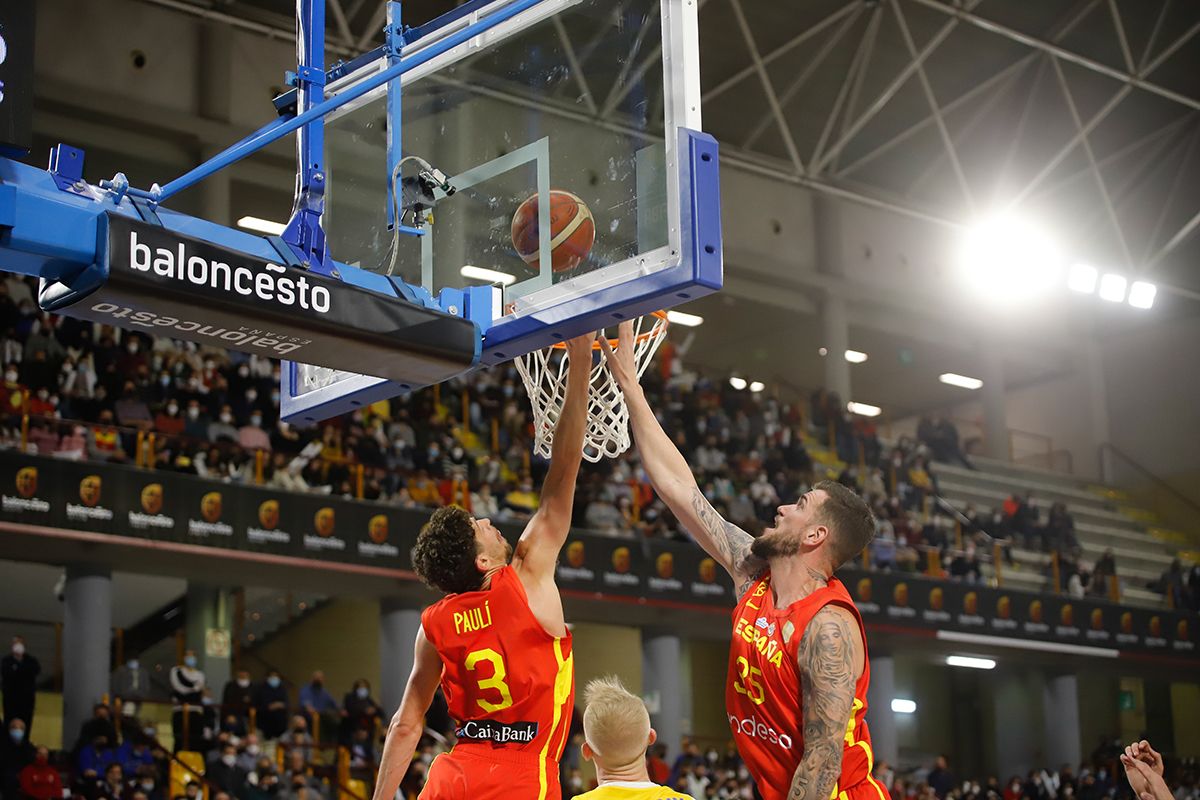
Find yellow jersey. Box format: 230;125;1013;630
573;781;696;800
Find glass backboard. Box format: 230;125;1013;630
281;0;721;423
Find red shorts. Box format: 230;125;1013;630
419;746;560;800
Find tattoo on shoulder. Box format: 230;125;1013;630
789;608;858;800
689;489;766;592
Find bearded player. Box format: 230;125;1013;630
372;332;595;800
602;323;883;800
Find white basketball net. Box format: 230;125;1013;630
515;313;668;463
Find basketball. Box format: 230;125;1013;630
510;190;595;273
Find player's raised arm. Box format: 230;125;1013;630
600;322;765;594
372;627;442;800
513;331;596;579
786;605;861;800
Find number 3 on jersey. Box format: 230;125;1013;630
465;648;514;712
733;656;765;705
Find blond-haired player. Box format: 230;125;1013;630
574;676;695;800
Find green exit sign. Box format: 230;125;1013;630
898;347;914;366
1118;690;1136;711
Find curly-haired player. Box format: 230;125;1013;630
372;332;596;800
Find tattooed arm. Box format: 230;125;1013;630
788;605;863;800
599;323;765;593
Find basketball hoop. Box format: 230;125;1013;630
514;311;668;463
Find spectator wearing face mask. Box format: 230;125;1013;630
281;748;324;800
235;734;263;772
282;715;315;762
339;679;381;744
238;410;272;452
18;745;61;800
116;729;156;777
112;657;151;712
221;670;255;728
2;636;41;733
208;404;239;443
1;718;35;798
245;755;281;800
254;670;290;741
209;742;249;797
169;650;206;752
76;724;119;778
182;401;209;439
130;766;163;800
154;401;185;437
298;671;339;742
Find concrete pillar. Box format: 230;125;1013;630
63;564;112;743
815;195;852;404
866;655;898;768
379;600;422;713
185;584;232;694
822;293;852;403
992;669;1040;779
642;633;684;760
1042;674;1082;770
978;342;1008;461
1084;341;1113;482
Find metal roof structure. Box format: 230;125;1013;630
147;0;1200;299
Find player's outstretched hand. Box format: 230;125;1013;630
598;321;637;392
564;330;597;367
1124;740;1164;776
1122;747;1170;800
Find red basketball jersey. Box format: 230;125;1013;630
421;566;575;796
725;574;885;800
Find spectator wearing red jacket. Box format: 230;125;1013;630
19;746;62;800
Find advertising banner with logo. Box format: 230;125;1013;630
0;451;1194;659
839;568;1195;657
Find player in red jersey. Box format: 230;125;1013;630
602;323;882;800
371;332;596;800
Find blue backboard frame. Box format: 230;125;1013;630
280;0;721;423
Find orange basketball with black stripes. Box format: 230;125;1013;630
511;189;595;273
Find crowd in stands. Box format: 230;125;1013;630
0;273;1194;607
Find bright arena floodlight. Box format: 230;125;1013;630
1128;281;1157;310
666;310;704;327
891;699;917;714
729;377;747;390
1099;273;1128;302
1068;263;1098;294
749;381;765;393
844;349;869;363
847;401;881;417
236;216;287;236
946;655;996;670
939;372;983;390
460;265;517;286
959;214;1061;303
